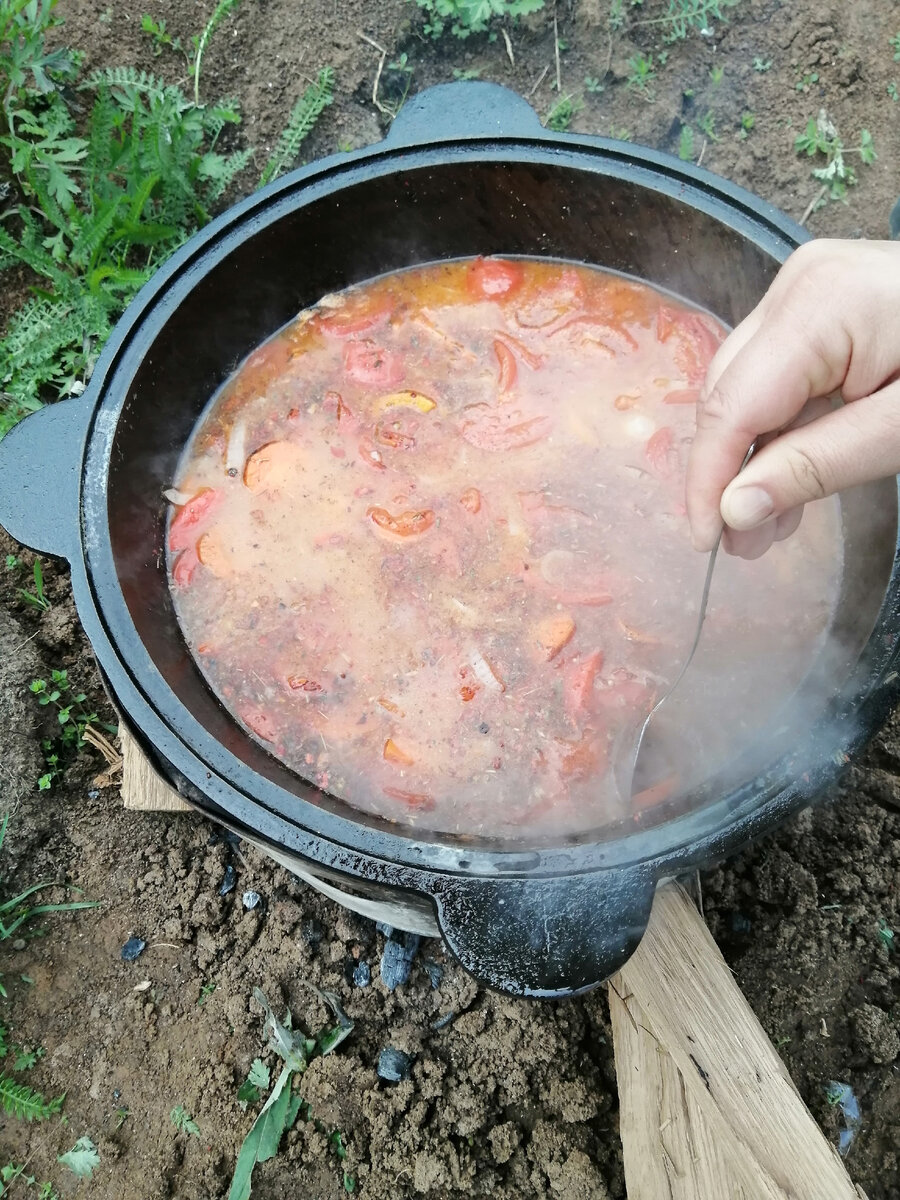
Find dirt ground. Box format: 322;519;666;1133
1;1;899;1197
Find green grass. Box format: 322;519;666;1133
795;112;876;204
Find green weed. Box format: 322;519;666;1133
30;668;117;790
795;111;875;204
752;56;771;72
198;981;217;1005
16;559;49;611
451;66;481;80
544;93;582;131
171;1105;201;1136
738;110;755;138
228;986;354;1200
632;0;741;42
709;63;724;85
697;109;719;141
410;0;545;39
57;1137;99;1179
795;70;818;93
888;81;898;102
259;68;332;186
140;14;183;58
583;74;604;94
877;917;894;951
0;1074;64;1122
891;31;900;61
0;3;333;437
678;124;694;160
626;53;656;99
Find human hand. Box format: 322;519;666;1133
686;239;900;558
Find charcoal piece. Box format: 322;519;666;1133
352;961;371;988
422;959;443;988
219;864;237;895
379;931;421;991
377;1048;412;1083
121;937;146;962
301;918;326;946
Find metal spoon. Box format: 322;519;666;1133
615;440;758;803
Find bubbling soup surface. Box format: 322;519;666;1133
167;258;841;838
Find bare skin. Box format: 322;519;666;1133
686;239;900;559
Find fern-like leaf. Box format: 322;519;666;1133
192;0;243;105
0;1073;65;1122
259;68;334;187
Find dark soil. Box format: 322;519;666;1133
1;2;899;1197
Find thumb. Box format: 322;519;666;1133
720;380;900;530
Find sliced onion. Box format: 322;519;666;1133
225;418;247;475
163;487;192;506
469;649;505;693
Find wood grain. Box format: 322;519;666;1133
120;724;192;812
609;882;867;1200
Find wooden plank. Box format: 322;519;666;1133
609;882;867;1200
120;724;192;812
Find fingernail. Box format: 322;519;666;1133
722;485;775;530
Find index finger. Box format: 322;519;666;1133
685;307;846;550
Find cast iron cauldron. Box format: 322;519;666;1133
2;83;899;997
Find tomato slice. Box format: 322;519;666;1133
533;613;576;661
663;387;700;406
384;738;415;765
645;426;679;479
322;390;358;429
241;708;278;742
459;486;482;514
243;441;305;493
382;786;436;812
632;775;678;811
467;257;524;299
367;507;436;538
344;341;404;388
459;404;552;452
315;293;392;338
494;338;517;391
171;545;200;586
168;488;223;552
564;650;604;721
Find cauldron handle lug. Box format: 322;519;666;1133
430;867;655;997
384;81;544;147
0;389;93;561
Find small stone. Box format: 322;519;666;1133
121;937;146;962
353;961;371;988
11;938;26;951
301;918;325;946
377;1047;412;1083
432;1012;454;1030
219;864;236;896
730;911;752;935
242;890;261;910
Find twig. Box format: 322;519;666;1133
82;724;120;766
553;10;561;94
694;869;704;921
501;26;514;68
528;64;549;97
357;31;392;117
800;183;828;227
697;138;708;167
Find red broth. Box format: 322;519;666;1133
166;259;841;837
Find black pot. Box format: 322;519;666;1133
2;83;898;997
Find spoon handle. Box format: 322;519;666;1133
619;439;758;800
